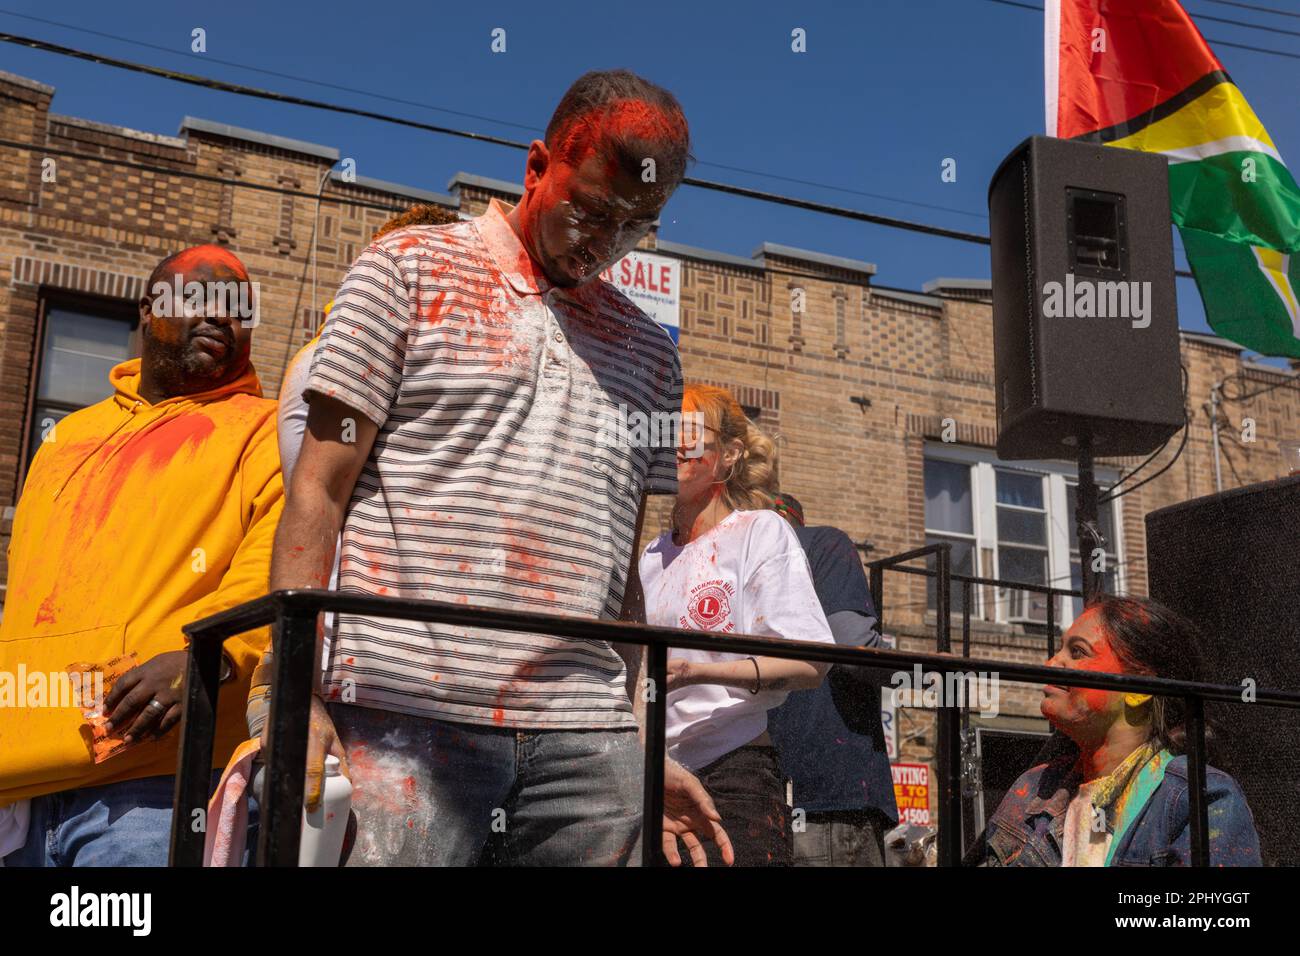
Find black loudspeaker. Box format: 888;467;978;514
1146;475;1300;866
988;135;1184;460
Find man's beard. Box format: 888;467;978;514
144;329;233;394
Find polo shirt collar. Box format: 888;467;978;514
476;198;553;297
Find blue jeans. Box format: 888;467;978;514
3;770;231;867
329;703;643;866
792;808;889;867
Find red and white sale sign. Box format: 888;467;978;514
599;251;680;342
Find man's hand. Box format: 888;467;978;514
104;650;188;743
662;758;734;866
260;695;350;812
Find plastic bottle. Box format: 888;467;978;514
299;754;352;867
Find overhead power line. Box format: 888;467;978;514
0;29;1206;280
1204;0;1300;21
0;10;988;222
0;7;541;134
983;0;1300;60
1190;8;1300;39
2;135;1003;304
0;30;994;245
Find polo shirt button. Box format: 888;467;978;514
553;330;563;343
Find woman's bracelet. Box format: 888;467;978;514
747;656;761;695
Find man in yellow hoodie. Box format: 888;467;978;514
0;245;283;866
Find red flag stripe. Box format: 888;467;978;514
1054;0;1224;140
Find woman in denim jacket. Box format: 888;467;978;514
971;595;1261;867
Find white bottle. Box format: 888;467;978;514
299;754;352;867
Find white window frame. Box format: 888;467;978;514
923;442;1124;630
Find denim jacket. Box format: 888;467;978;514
975;749;1262;867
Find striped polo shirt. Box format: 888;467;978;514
303;198;682;729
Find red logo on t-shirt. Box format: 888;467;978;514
686;582;733;631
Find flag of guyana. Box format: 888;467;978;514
1046;0;1300;357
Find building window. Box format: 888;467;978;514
923;457;976;615
25;300;139;478
922;443;1123;629
995;469;1050;622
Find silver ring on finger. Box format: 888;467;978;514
147;699;167;714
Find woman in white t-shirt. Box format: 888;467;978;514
640;384;834;866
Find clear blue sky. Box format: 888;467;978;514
2;0;1299;353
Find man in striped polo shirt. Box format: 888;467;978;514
267;70;732;866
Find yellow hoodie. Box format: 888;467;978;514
0;358;283;803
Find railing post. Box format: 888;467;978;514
640;641;668;866
959;579;977;852
1046;587;1057;659
933;544;961;866
936;545;951;653
1185;695;1211;866
257;602;318;867
961;581;971;658
168;630;225;866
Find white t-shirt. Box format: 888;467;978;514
640;509;834;771
277;338;316;491
277;338;340;661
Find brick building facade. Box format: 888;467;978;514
4;68;1297;828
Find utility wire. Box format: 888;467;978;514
1098;416;1191;505
982;0;1300;60
0;32;528;150
1220;367;1300;402
0;8;541;133
1102;365;1192;497
1205;0;1300;21
0;30;1205;276
1190;7;1300;39
1098;364;1192;504
0;17;988;223
4;136;1010;313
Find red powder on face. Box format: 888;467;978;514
1050;611;1128;716
1074;640;1126;712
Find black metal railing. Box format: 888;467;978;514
169;553;1300;867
